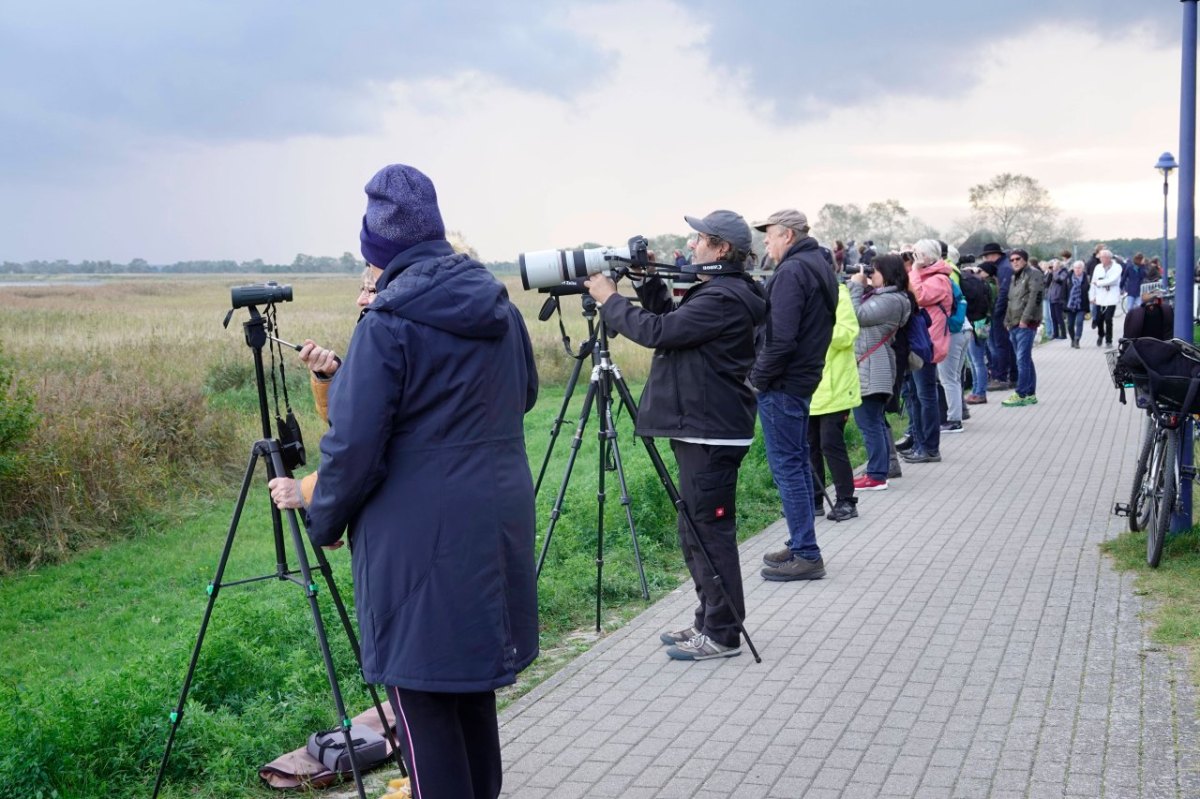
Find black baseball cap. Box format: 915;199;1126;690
684;210;753;253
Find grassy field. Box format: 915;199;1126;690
1;273;860;798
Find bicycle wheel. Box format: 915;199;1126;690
1147;428;1178;568
1130;417;1156;532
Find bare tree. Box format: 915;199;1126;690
816;203;869;244
865;199;909;251
967;173;1059;245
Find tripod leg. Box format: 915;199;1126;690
611;375;763;663
153;447;261;799
536;374;599;577
309;545;407;777
265;445;369;799
533;352;588;497
594;405;608;633
604;408;650;600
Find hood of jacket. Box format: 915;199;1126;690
372;239;511;340
917;259;952;281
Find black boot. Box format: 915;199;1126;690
827;497;858;522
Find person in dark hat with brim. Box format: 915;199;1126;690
271;163;540;799
978;243;1017;389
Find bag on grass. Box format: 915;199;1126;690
307;725;389;774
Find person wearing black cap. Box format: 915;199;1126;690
272;164;540;799
750;209;839;582
979;242;1017;390
586;210;767;661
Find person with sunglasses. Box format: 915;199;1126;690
1000;248;1044;407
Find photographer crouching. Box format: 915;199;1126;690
584;210;766;661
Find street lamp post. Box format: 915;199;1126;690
1156;152;1178;289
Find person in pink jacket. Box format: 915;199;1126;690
898;239;953;464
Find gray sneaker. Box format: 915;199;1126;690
666;633;741;661
761;556;826;582
659;625;700;646
763;546;794;567
888;460;902;479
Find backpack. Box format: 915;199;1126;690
960;272;992;323
905;307;934;369
946;279;968;333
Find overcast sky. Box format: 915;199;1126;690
0;0;1184;264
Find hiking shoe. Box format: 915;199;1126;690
659;625;700;646
1021;395;1038;405
887;461;902;479
853;474;888;491
965;394;987;404
1000;393;1023;407
895;435;914;452
940;421;964;434
827;498;858;521
986;380;1011;391
902;450;941;463
666;633;741;661
763;546;795;567
761;556;826;582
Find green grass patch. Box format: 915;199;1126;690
1101;525;1200;686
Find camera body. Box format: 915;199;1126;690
231;281;293;309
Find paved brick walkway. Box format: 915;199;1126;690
499;338;1200;798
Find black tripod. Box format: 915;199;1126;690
536;295;650;629
151;304;403;799
534;294;761;661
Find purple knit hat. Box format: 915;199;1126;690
360;164;446;268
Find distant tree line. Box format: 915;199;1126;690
1;252;366;275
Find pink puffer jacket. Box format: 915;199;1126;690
910;260;953;363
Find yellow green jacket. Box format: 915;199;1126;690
810;284;862;415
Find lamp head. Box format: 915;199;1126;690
1156;151;1179;175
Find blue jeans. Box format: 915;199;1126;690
1066;308;1086;341
757;391;821;560
988;310;1016;382
1009;327;1037;397
968;332;989;396
907;361;941;454
852;395;890;480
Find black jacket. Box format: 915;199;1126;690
750;236;838;397
599;272;767;439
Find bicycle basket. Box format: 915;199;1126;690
1117;337;1200;414
1107;345;1133;389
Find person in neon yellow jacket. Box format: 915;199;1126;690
807;278;861;521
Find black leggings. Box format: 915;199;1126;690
387;687;502;799
808;411;853;501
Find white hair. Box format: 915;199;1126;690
947;245;960;265
912;239;942;265
1099;249;1113;259
1073;260;1085;269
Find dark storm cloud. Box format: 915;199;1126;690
0;0;1179;179
0;0;607;178
692;0;1176;115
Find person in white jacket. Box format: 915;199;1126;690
1091;249;1122;347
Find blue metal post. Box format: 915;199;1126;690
1174;0;1197;533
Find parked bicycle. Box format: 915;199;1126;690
1110;337;1200;567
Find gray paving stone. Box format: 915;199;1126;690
492;341;1200;798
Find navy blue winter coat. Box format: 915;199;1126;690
306;240;539;693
